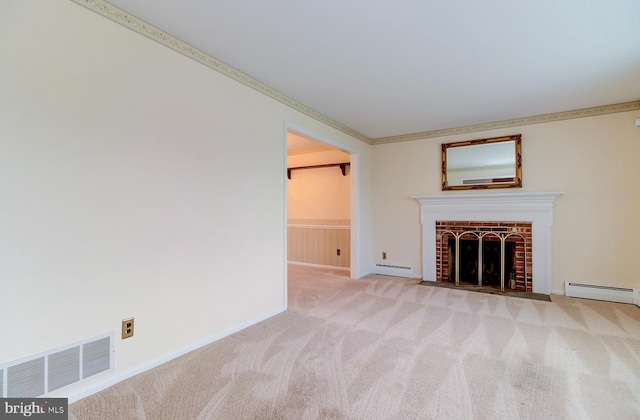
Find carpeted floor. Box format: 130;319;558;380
69;265;640;419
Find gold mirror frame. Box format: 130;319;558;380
442;134;522;191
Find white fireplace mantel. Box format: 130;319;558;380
413;191;564;294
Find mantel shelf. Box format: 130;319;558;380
287;162;350;179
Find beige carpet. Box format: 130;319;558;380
70;265;640;419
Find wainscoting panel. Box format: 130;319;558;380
287;219;350;268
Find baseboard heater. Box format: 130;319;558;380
371;263;414;278
565;282;640;306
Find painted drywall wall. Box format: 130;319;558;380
0;0;372;398
287;148;351;267
373;110;640;291
287;149;351;221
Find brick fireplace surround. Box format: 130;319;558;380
436;220;533;292
413;192;564;295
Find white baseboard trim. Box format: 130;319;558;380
287;261;349;271
551;289;564;295
64;306;286;404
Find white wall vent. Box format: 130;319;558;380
565;282;638;305
49;347;80;392
82;337;111;379
0;333;113;398
7;357;45;398
371;263;414;278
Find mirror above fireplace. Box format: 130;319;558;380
442;134;522;190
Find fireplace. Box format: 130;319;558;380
436;221;532;292
413;192;563;295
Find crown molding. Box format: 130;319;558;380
70;0;373;145
70;1;638;149
372;100;640;145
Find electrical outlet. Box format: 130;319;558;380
382;252;387;260
122;317;134;339
337;248;341;256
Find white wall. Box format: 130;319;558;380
0;0;372;398
373;111;640;291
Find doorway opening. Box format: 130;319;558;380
284;125;359;306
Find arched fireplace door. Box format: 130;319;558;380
437;222;532;292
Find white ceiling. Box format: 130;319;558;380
107;0;640;141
